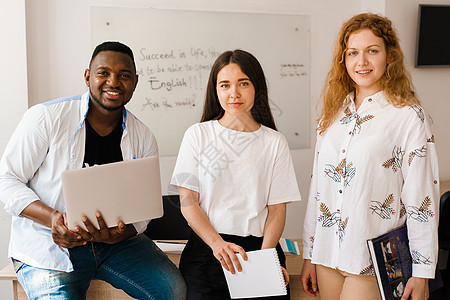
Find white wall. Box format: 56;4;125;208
23;0;364;242
385;0;450;180
0;1;28;299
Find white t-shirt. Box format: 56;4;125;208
171;120;301;237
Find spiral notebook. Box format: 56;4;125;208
221;248;287;299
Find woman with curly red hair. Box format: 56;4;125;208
301;13;439;300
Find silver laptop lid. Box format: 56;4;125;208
62;156;163;230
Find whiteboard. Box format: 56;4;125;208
91;7;310;156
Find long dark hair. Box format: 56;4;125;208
200;49;277;131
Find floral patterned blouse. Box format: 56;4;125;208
303;91;439;278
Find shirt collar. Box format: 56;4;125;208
344;90;390;109
77;91;128;131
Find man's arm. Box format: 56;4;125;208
0;106;50;217
20;200;86;248
0;105;92;248
22;200;137;246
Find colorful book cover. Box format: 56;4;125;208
279;238;300;255
367;224;442;300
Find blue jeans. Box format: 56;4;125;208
16;234;186;300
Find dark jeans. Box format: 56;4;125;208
16;234;186;300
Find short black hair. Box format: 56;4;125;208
89;41;136;71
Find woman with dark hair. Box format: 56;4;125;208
300;13;439;300
201;50;276;129
171;49;301;299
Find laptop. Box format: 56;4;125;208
62;156;163;231
145;195;192;240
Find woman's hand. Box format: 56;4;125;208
179;187;247;274
281;266;290;285
401;277;429;300
211;239;247;274
300;259;319;297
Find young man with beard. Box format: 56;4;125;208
0;41;186;300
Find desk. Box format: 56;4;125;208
0;239;317;300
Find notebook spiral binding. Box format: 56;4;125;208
222;247;288;298
272;248;287;293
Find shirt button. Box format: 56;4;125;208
348;131;352;135
368;98;372;102
339;190;343;194
342;149;346;153
434;180;438;184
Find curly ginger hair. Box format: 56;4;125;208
318;13;420;134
